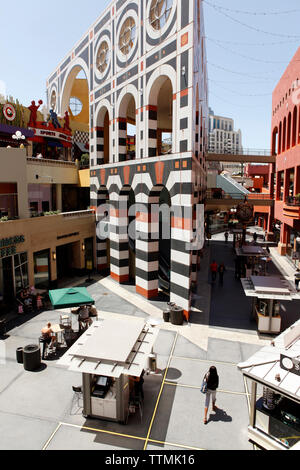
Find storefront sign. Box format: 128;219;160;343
29;127;72;144
0;235;25;259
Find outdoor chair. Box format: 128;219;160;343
71;386;83;414
60;314;72;330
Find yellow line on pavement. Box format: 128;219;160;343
42;423;62;450
143;333;179;451
172;355;238;366
164;381;249;396
60;421;146;442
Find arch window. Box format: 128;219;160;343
69;97;83;116
149;0;173;30
119;17;136;56
96;41;110;74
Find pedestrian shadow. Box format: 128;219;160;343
208;408;232;424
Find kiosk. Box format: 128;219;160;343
238;320;300;450
241;275;300;334
58;316;159;423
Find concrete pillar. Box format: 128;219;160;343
56;184;62;212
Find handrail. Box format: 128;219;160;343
27;157;77;167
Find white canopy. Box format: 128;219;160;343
57;316;159;378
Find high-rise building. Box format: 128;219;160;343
208;108;242;171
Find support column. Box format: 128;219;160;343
96;127;104;165
96;188;109;272
278;223;291;256
147;105;158;157
110;198;129;283
56;184;62;212
170;204;193;321
135;203;159;299
118;118;127;162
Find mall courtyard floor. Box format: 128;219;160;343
0;230;299;451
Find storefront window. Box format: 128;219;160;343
14;253;29;293
34;250;50;289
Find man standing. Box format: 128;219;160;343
218;263;226;285
210;260;218;283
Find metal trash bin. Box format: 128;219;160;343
170;306;184;326
23;345;41;372
163;310;170;323
16;347;24;364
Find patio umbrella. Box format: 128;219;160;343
49;287;95;309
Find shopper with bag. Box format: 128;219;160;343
202;366;219;425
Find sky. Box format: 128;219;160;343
0;0;300;149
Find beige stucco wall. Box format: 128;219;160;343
0;148;29;219
0;212;96;285
26;159;79;185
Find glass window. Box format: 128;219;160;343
150;0;173;30
119;17;136;56
96;41;110;74
34;250;50;289
69;97;83;116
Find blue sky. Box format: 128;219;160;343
1;0;300;149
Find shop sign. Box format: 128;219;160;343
0;235;25;259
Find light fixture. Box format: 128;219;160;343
82;243;86;252
52;251;57;261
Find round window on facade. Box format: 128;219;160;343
149;0;173;30
119;17;136;56
50;90;57;110
69;97;83;116
96;41;110;74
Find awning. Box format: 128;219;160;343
57;317;159;378
49;287;95;309
75;141;89;153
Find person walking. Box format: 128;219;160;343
210;260;218;283
203;366;219;425
224;231;229;243
295;269;300;291
218;263;226;285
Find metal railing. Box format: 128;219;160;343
208;148;273;157
27;157;77;167
285;196;300;207
206;191;272;201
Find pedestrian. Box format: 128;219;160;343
224;232;229;243
210;260;218;283
218;263;226;285
295;269;300;291
253;232;258;243
203;366;219;425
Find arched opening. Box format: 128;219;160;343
282;117;287;153
272;127;278;156
148;76;173;157
278;121;282;155
60;66;89;163
118;94;136;162
292;106;297;147
96;105;110;165
61;67;89;125
287;112;292;150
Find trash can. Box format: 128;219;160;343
16;347;24;364
163;310;170;323
170;306;184;326
23;345;41;372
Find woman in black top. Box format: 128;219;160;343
203;366;219;425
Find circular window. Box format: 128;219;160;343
69;97;83;116
50;90;57;110
119;17;136;56
149;0;173;30
96;41;110;74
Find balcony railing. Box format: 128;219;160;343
285;196;300;207
27;157;77;168
208;148;273;157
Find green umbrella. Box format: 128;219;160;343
49;288;95;309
